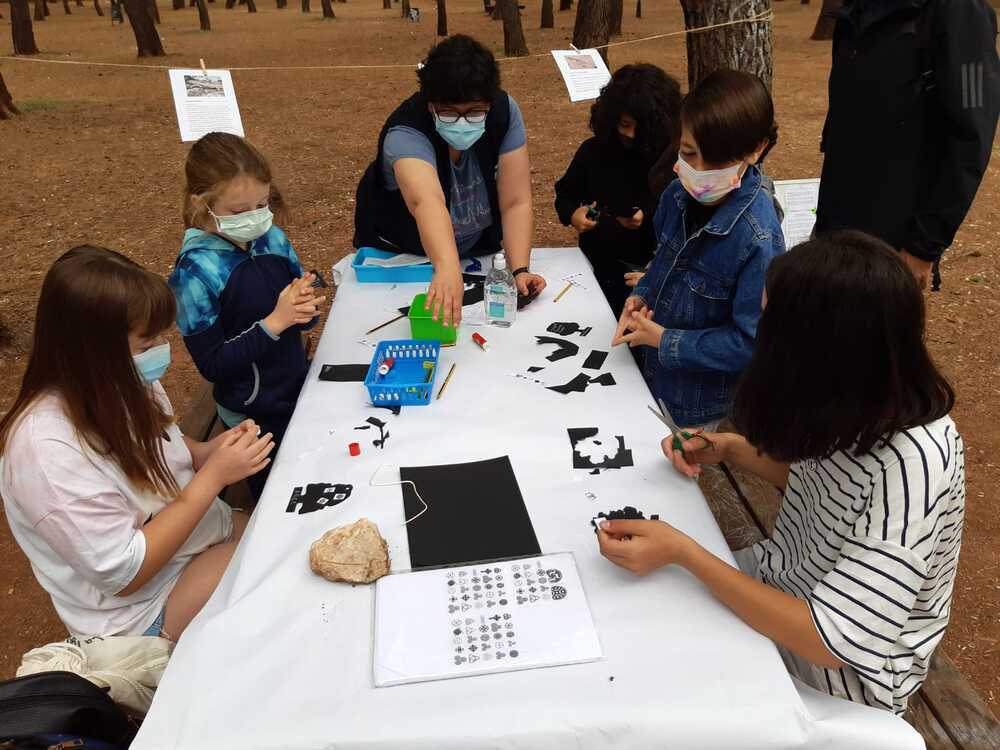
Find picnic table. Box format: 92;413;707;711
134;248;923;749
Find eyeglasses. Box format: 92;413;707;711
433;108;490;125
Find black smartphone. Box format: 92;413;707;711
517;290;540;309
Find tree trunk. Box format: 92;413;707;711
172;0;182;7
559;0;571;10
11;0;40;54
635;0;640;17
148;0;160;21
320;0;334;16
94;0;104;13
195;0;210;26
246;0;256;11
436;0;446;34
123;0;165;55
540;0;553;27
801;0;809;4
300;0;309;11
0;72;22;119
276;0;286;7
75;0;83;6
62;0;71;14
400;0;409;16
679;0;772;90
499;0;528;55
33;0;45;20
573;0;611;64
811;0;838;39
491;1;500;19
609;0;622;35
382;0;390;7
44;0;51;15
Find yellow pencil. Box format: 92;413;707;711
436;363;456;401
553;281;572;303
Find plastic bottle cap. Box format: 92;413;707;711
493;252;506;270
349;442;361;457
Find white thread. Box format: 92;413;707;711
370;465;428;526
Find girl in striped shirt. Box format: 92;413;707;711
596;231;964;714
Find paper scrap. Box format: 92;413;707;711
363;253;432;269
551;49;612;103
168;68;244;143
773;178;820;250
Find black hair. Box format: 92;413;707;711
417;34;501;105
731;231;955;462
682;69;778;165
589;63;682;162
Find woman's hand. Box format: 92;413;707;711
611;296;648;345
615;309;664;349
425;263;465;327
515;271;547;297
570;205;598;234
265;275;326;335
187;420;258;471
624;271;644;288
662;430;731;479
596;519;695;576
201;427;274;489
616;208;644;231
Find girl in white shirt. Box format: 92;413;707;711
0;245;274;641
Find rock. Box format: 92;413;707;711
309;518;390;584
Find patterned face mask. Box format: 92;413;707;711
674;156;744;204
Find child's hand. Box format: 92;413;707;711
611;295;648;346
616;208;643;230
266;277;326;335
617;309;664;349
595;519;694;575
624;271;644;288
662;430;729;478
201;427;274;489
570;204;598;234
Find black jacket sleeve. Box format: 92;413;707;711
554;139;596;226
906;0;1000;261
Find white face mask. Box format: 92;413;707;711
674;156;744;204
209;206;273;243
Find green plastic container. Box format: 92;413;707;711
408;292;458;346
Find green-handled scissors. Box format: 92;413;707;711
646;401;715;455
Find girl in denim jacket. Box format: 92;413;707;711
612;70;784;428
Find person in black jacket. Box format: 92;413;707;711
354;35;546;327
554;64;682;315
814;0;999;290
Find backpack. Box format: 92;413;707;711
0;672;136;749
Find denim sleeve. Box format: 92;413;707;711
657;241;769;373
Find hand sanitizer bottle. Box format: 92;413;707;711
485;252;517;327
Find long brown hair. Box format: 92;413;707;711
183;132;289;229
0;246;181;496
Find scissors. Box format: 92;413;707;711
646;401;715;456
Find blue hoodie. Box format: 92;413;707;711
169;226;316;421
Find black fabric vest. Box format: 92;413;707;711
353;91;511;256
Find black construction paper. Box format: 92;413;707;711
590;373;616;387
527;366;545;373
546;373;591;395
319;364;370;382
582;350;608;370
398;282;485;314
535;336;580;362
400;456;541;569
286;483;353;514
547;322;592;337
568;428;634;471
355;416;390;449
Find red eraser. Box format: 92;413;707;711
348;442;361;457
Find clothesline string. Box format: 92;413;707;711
0;11;773;72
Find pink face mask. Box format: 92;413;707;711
674;156;744;204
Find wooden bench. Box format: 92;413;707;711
178;384;254;511
698;462;1000;750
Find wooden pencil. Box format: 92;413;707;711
365;312;406;335
436;363;456;401
553;281;572;303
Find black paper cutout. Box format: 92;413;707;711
286;483;353;514
589;372;616;387
373;404;402;415
591;506;660;536
547;322;592;337
354;416;390;449
526;366;544;373
400;456;540;569
546;373;591;395
319;364;370;382
568;428;634;472
535;336;580;362
582;350;608;370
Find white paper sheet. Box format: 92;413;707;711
374;553;601;687
773;178;821;250
168;68;245;143
363;252;432;268
551;49;612;102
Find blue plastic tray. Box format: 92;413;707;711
352;247;433;284
364;340;441;406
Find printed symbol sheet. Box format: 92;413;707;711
373;552;601;687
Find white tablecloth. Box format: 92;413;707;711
134;249;923;750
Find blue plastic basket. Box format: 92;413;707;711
364;340;441;406
352;247;434;284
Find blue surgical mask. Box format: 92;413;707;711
209;206;273;243
433;115;487;152
133;342;171;383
